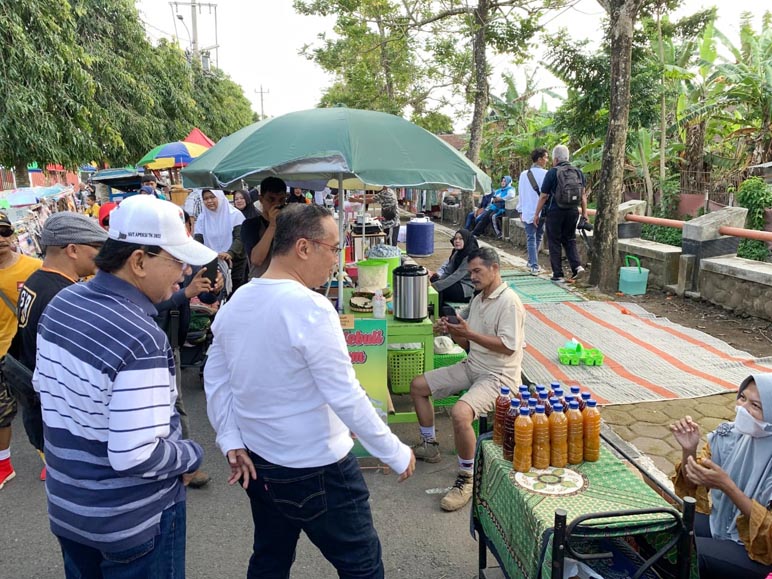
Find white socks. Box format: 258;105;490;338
419;425;436;441
458;457;474;474
0;448;10;461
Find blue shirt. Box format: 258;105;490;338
34;270;203;552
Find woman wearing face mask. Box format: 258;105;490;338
428;229;478;308
670;373;772;578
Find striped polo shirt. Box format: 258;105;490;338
33;270;203;552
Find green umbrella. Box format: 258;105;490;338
180;107;490;193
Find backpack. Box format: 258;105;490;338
553;164;583;209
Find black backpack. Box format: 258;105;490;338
554;164;583;209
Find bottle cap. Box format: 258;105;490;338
570;386;581;394
510;399;519;408
569;400;579;409
501;386;510;395
535;384;546;392
581;392;591;400
564;395;574;403
587;399;597;407
552;403;564;413
519;385;530;393
535;405;545;413
538;391;548;399
550;382;560;389
528;397;537;407
549;396;559;405
519;407;530;416
554;388;564;397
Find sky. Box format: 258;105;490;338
135;0;762;132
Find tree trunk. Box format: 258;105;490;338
463;0;490;216
656;11;667;213
376;17;395;105
680;120;706;196
14;163;30;188
640;141;654;214
591;0;642;292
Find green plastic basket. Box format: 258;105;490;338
433;351;467;369
387;348;425;394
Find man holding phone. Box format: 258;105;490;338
240;176;288;279
409;247;525;512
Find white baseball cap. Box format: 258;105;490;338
108;195;217;266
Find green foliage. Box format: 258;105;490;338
737;239;769;262
641;223;683;247
411;111;453;134
0;0;95;167
544;34;660;142
737;177;772;229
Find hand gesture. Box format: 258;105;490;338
683;456;730;492
184;267;213;299
267;204;282;224
669;416;701;453
218;252;232;266
443;315;470;340
226;448;257;489
214;270;224;294
398;450;416;483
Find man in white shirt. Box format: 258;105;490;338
204;203;415;578
517;148;549;275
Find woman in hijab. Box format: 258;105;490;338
471;176;515;239
233;189;258;220
429;229;479;307
670;373;772;578
194;189;247;293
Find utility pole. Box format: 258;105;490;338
255;85;269;119
190;0;198;60
169;1;218;68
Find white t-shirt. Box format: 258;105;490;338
204;278;411;473
517;166;548;223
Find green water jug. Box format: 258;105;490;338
618;255;649;295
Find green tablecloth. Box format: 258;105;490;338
473;439;683;578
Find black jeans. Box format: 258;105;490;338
245;451;384;579
546;208;581;278
695;512;772;578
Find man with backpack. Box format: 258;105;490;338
533;145;588;282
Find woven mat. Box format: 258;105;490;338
523;301;772;405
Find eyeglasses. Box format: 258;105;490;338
0;227;15;238
146;251;187;270
309;239;343;255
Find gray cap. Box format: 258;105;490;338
40;212;109;247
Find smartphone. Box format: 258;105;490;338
445;315;460;325
202;258;218;285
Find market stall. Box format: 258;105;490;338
473;431;698;579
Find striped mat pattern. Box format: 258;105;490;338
503;273;583;304
522;302;772;405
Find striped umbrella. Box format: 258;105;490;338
138;141;210;169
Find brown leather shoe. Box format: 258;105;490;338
187;469;211;488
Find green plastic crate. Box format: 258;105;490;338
433;351;467;370
387;348;424;394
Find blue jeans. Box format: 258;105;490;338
245;451;384;579
58;502;186;579
464;211;476;230
524;220;545;269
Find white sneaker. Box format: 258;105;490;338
571;266;587;282
530;265;543;276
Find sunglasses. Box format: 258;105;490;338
0;227;15;238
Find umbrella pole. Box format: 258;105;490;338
337;174;345;313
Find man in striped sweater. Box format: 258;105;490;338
33;195;217;578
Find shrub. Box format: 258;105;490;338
736;177;772;262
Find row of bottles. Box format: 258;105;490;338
493;385;601;472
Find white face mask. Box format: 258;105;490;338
734;406;772;438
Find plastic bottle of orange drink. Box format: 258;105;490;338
583;399;601;462
549;402;568;468
513;407;533;472
532;405;550;470
567;400;584;465
492;386;511;446
502;399;519;461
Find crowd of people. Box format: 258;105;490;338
1;147;770;579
